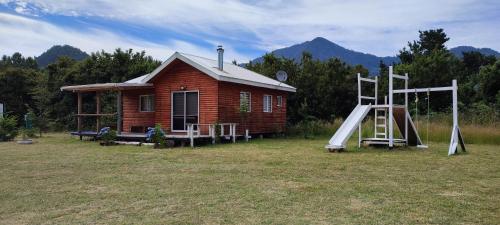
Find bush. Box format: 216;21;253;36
100;129;117;145
0;115;18;141
151;124;166;148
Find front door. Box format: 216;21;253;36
172;91;199;131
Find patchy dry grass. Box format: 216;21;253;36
0;134;499;224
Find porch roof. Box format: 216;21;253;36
60;82;153;92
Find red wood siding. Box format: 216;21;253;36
121;59;289;135
152;59;219;133
122;89;155;132
218;81;288;134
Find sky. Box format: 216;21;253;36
0;0;499;63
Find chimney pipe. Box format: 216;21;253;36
217;45;224;70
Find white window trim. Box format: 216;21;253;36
240;91;252;112
277;96;283;107
171;90;200;132
263;94;272;113
139;94;155;112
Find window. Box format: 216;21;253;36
240;92;251;112
139;95;155;112
277;96;283;107
263;95;272;112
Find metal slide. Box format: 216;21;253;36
325;104;371;149
393;107;422;146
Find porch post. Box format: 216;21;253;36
96;91;101;132
77;92;82;133
116;90;122;134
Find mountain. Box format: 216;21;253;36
252;37;399;74
36;45;89;68
449;46;500;58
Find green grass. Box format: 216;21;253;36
1;134;499;224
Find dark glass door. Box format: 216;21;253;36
172;91;198;131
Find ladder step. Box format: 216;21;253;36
377;116;386;119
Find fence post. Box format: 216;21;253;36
245;129;249;142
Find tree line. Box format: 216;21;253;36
0;29;499;133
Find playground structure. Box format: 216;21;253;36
325;66;466;156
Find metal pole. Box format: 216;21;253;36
388;66;394;148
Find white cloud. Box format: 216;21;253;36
0;12;251;62
1;0;500;56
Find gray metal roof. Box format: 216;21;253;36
138;52;296;92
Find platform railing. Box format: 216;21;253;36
186;123;245;147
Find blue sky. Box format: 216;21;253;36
0;0;499;62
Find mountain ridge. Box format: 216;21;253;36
251;37;500;74
36;45;89;68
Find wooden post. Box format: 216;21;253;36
232;124;236;143
210;124;215;144
116;90;122;134
77;92;82;140
357;73;361;148
189;124;194;148
404;73;408;146
96;91;101;132
388;66;394;149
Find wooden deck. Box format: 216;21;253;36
71;123;250;147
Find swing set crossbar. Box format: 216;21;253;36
393;86;454;94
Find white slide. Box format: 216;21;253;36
325;104;372;149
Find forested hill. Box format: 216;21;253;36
251;37;400;75
251;37;500;75
450;46;500;58
36;45;89;68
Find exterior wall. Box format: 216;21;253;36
152;59;219;133
121;59;290;135
218;81;288;134
122;89;156;132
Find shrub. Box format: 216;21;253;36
151;124;166;148
100;129;117;146
0;115;18;141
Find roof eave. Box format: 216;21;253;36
218;76;296;92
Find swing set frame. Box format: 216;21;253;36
388;66;466;155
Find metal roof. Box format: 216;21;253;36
140;52;296;92
60;83;153;92
62;52;297;93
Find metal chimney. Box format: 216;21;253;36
217;45;224;70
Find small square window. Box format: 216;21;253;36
139;95;155;112
277;96;283;107
263;95;272;113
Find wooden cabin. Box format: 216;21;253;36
61;47;296;141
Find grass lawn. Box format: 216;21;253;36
0;134;499;224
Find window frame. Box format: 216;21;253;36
263;94;272;113
139;94;155;112
277;95;283;107
240;91;252;112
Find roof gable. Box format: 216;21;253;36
140;52;296;92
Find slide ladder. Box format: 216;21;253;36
374;108;387;138
325;104;372;149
